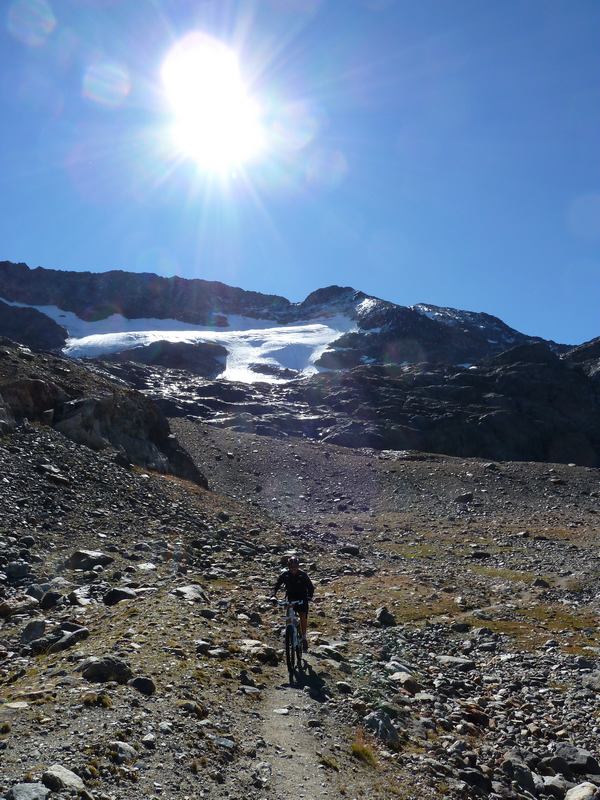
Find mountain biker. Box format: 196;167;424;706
271;556;314;652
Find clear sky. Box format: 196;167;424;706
1;0;599;345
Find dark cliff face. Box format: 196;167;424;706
0;261;292;324
0;299;67;351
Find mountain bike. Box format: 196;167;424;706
276;599;304;675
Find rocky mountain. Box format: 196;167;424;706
0;259;598;468
0;261;561;372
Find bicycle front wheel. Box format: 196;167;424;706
285;625;296;674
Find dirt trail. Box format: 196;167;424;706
260;676;338;800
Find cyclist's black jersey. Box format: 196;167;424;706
272;569;314;601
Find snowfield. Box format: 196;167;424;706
1;297;354;383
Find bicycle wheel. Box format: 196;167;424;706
285;625;296;674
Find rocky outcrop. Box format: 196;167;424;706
0;299;67;351
102;340;227;378
0;339;206;485
102;342;600;467
0;260;290;324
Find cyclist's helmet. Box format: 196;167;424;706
288;556;299;568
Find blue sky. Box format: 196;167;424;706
1;0;599;344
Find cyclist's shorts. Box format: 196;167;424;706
289;599;309;614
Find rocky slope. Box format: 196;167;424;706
95;339;600;467
0;339;204;484
2;412;600;800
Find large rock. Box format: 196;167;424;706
363;710;400;747
80;656;133;684
66;550;114;570
554;744;600;775
104;340;227;378
41;764;85;793
565;784;600;800
172;585;209;603
5;783;50;800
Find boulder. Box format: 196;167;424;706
565;784;600;800
66;550;114;571
80;656;133;684
41;764;85;793
172;585;209;603
5;783;50;800
363;710;400;747
375;606;397;627
103;587;137;606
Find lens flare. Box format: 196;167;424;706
83;61;131;108
161;32;266;173
7;0;56;47
270;101;319;152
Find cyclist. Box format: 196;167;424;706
271;556;314;652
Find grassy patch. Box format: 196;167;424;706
319;753;340;771
351;729;378;767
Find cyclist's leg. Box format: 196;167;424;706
299;612;308;639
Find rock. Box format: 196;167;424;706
5;783;50;800
0;594;38;618
555;744;600;775
375;606;397;626
239;639;278;665
6;560;30;580
336;681;353;694
458;769;493;793
454;492;474;503
389;671;422;694
339;544;360;556
66;550;114;571
435;655;475;671
363;710;400;747
142;733;156;749
109;740;138;764
39;591;62;610
565;784;600;800
103;587;137;606
129;676;156;696
41;764;85;793
80;656;133;684
172;584;209;603
20;620;46;645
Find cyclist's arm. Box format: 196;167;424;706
271;571;287;597
305;573;315;600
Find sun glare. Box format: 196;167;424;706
161;33;265;174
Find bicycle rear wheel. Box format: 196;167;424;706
285;625;296;674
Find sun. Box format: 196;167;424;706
161;32;266;174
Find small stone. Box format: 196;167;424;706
142;733;156;749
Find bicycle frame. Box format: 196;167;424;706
277;599;304;674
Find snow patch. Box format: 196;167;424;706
0;297;355;383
